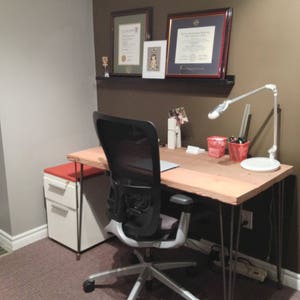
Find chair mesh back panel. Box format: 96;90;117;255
93;112;161;238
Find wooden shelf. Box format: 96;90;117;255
96;75;235;97
96;75;235;86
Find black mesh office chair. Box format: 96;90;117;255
83;112;200;300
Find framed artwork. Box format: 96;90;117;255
166;8;233;79
111;7;152;76
142;40;167;79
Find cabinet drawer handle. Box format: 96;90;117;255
51;204;68;216
49;181;68;191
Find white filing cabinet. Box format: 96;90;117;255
44;163;110;252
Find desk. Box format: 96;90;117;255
67;147;294;300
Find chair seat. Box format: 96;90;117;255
125;214;178;241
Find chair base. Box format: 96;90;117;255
83;249;200;300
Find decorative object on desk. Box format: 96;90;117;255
208;84;280;171
169;106;189;125
167;107;189;149
166;8;232;78
101;56;109;78
111;7;152;76
207;136;227;158
142;40;167;79
227;136;250;162
186;145;205;155
167;117;177;149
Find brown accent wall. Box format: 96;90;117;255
93;0;300;272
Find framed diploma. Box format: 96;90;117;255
111;7;152;76
166;8;232;79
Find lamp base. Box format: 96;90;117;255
240;157;280;172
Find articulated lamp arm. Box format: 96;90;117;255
208;84;278;160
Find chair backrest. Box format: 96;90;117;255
93;112;162;239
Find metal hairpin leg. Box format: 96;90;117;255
231;205;242;300
219;204;227;300
75;162;84;260
279;180;285;287
74;162;80;260
219;203;242;300
273;180;285;288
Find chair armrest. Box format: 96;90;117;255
170;194;193;205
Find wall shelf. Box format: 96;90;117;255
96;75;235;97
96;75;235;86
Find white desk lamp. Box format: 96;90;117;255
208;84;280;171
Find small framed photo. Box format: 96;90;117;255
142;40;167;79
166;8;233;78
111;7;152;76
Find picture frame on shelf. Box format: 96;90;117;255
142;40;167;79
166;8;232;79
111;7;152;76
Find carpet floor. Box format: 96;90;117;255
0;238;300;300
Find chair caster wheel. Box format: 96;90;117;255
83;280;95;293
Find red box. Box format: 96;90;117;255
207;136;227;158
228;141;250;162
44;162;104;182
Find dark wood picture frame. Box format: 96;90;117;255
111;7;152;76
166;8;232;79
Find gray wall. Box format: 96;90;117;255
0;124;11;234
93;0;300;272
0;0;98;236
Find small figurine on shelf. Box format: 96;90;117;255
101;56;109;78
167;107;189;149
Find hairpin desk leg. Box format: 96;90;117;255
278;180;284;288
75;162;84;260
231;205;242;300
219;204;227;300
273;180;284;289
219;203;242;300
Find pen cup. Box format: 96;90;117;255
207;136;227;158
228;141;250;162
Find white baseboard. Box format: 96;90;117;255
186;238;300;291
0;224;48;252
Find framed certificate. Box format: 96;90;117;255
166;8;232;79
111;7;152;76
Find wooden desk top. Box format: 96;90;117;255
67;147;294;206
